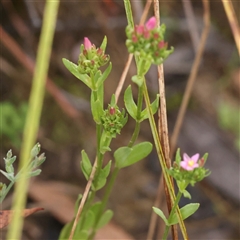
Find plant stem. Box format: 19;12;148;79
0;181;15;204
163;191;183;240
142;80;188;239
89;167;120;240
128;85;144;147
7;1;59;239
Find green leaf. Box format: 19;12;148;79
175;148;181;164
96;62;112;88
168;203;200;225
114;142;153;169
138;58;151;76
96;209;113;229
100;36;107;51
90;202;102;216
0;170;15;182
202;153;208;162
152;207;169;226
80;150;92;181
73;229;88;239
0;183;7;197
132;75;143;87
29;169;41;177
74;194;83;214
140;94;159;121
177;181;188;193
62;58;92;89
58;221;73;239
182;189;191;199
124;86;137;120
31;143;41;158
93;161;112;190
91;92;104;124
110;94;116;106
82;210;95;230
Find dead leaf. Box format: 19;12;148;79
0;207;44;229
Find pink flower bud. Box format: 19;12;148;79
84;37;92;50
132;34;138;43
135;25;144;35
109;107;116;115
158;40;165;49
145;16;157;30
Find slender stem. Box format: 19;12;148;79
7;1;59;239
128;85;144;147
153;1;177;239
89;167;120;240
163;191;183;240
128;122;140;148
0;181;15;204
142;80;189;239
68;156;98;240
222;0;240;55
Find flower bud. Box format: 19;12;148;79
145;16;157;30
84;37;92;50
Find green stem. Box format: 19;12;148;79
128;85;144;147
163;191;182;240
142;80;188;239
128;121;140;148
0;181;15;204
89;167;120;240
7;1;59;239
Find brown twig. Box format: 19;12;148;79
68;157;98;240
181;0;200;53
170;0;210;159
115;54;133;103
221;0;240;55
147;176;165;239
152;1;177;240
0;25;80;119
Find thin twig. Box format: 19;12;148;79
221;0;240;55
170;0;210;159
153;1;177;240
115;54;133;103
181;0;200;53
68;157;98;240
147;176;165;239
0;25;80;119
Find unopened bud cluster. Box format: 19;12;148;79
126;17;173;65
78;38;110;74
101;105;128;138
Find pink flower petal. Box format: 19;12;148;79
191;153;200;162
84;37;92;50
180;161;188;169
145;16;157;30
183;153;190;161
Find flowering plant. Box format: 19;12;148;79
126;16;174;65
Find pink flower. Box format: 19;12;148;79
145;16;157;30
84;37;92;50
180;153;199;171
